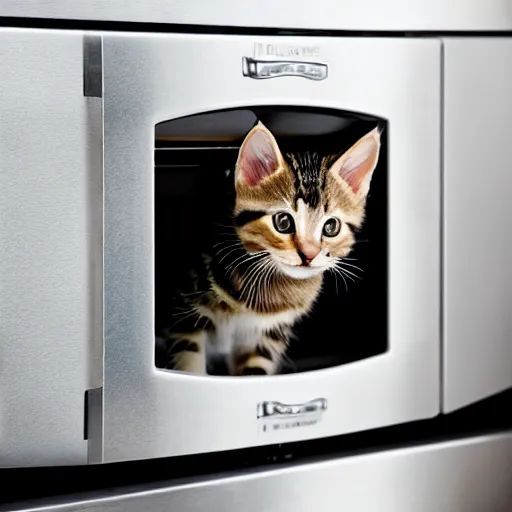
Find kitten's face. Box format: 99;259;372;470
233;122;381;280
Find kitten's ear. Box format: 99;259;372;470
329;127;381;198
235;122;284;186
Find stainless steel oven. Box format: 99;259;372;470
1;26;511;467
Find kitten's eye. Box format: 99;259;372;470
323;218;341;237
272;212;295;234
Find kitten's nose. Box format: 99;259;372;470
296;241;321;266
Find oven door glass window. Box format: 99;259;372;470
154;107;388;377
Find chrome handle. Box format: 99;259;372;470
257;398;328;418
242;57;328;81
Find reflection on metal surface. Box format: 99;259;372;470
1;0;512;31
442;38;512;412
242;57;328;80
6;433;512;511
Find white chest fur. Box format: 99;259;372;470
202;308;298;355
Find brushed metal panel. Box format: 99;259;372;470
101;33;440;463
442;38;512;412
5;432;512;512
1;0;512;31
0;28;103;466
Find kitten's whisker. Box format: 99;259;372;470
172;309;196;318
335;264;361;281
172;304;197;313
228;250;266;269
264;261;277;309
255;260;273;309
171;308;196;315
339;260;364;273
226;252;265;275
249;259;265;308
262;261;276;308
212;241;240;250
213;222;234;229
338;268;356;283
260;261;274;306
239;258;268;301
214;245;241;258
331;266;349;292
238;258;264;297
329;268;339;294
250;265;264;309
225;255;249;275
179;291;205;297
337;269;349;292
246;260;269;302
193;313;203;328
168;310;198;328
218;247;245;264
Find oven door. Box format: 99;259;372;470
98;33;441;463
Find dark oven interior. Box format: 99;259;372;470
154;106;388;375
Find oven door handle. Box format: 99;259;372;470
242;57;328;81
257;398;328;418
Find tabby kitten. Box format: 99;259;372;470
157;122;381;376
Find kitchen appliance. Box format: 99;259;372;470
1;5;512;468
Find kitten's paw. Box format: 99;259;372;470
160;334;207;375
171;349;207;375
234;354;276;376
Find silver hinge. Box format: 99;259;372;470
83;35;103;98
